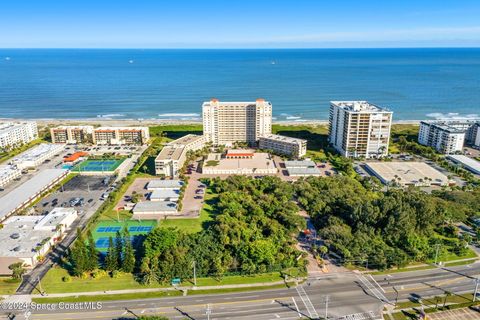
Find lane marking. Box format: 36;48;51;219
291;296;301;318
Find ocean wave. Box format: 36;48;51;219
286;116;302;120
158;113;200;117
426;112;479;120
294;119;308;122
96;114;125;118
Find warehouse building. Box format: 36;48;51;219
0;208;77;274
284;160;321;177
146;179;184;191
0;169;68;222
447;155;480;175
9;143;65;170
202;152;277;175
132;201;178;219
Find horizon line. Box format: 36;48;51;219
2;46;480;50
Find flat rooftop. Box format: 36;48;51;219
0;122;35;135
284;160;316;168
146;179;183;190
0;209;76;259
0;215;51;258
287;167;321;176
132;201;177;213
10;143;64;164
331;101;391;113
155;146;185;161
202;99;272;107
365;162;449;186
0;169;68;220
0;165;20;179
447;155;480;174
204;153;276;171
260;134;306;144
421;121;474;133
150;189;180;200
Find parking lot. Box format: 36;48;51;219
35;175;113;216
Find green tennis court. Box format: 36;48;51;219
72;159;124;172
92;220;157;252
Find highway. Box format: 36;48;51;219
3;263;480;320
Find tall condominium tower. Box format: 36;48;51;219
202;99;272;146
328;101;393;158
418;121;473;154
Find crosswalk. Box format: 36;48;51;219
296;285;319;319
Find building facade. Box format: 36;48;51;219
202;99;272;146
328;101;392;158
93;127;150;145
0;122;38;149
466;122;480;148
418;121;473;154
51;126;94;144
9;143;65;170
155;134;205;178
259;134;307;158
0;165;22;189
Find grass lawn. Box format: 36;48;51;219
159;187;218;233
395;292;474;310
40;267;288;294
32;290;182;303
0;277;20;295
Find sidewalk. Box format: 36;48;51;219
29;278;304;298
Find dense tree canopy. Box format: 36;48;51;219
139;176;305;284
294;176;476;270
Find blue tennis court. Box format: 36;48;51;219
73;159;124;172
96;226;121;233
95;236;138;249
129;226;153;232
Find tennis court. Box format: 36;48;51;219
92;220;157;251
72;159;124;172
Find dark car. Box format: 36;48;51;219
194;196;202;199
88;198;93;203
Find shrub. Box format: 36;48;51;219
62;275;71;283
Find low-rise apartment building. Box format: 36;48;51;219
51;125;94;144
328;101;392;158
0;121;38;149
155;134;206;178
50;126;149;145
93;127;150;145
259;134;307;158
9;143;65;170
0;165;22;189
418;121;473;154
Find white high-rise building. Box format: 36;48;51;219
328;101;392;158
0;122;38;149
466;122;480;148
202;99;272;146
418;121;472;154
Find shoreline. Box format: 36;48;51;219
0;118;423;127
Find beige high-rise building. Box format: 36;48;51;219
202;99;272;146
51;126;94;144
328;101;392;158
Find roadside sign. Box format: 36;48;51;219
171;278;181;285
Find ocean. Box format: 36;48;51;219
0;48;479;121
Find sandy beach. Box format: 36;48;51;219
0;118;422;127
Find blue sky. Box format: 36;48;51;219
1;0;480;48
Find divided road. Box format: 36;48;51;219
4;263;480;320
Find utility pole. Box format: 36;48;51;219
193;260;197;287
37;276;44;296
325;295;329;320
474;278;479;302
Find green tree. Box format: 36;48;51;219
69;228;89;276
105;236;118;272
115;231;123;268
86;230;99;271
8;262;25;280
122;227;135;273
